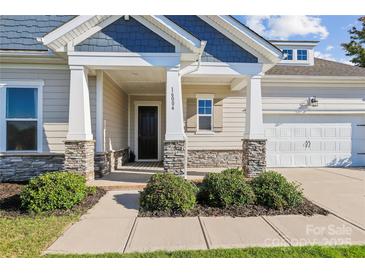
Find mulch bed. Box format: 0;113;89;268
0;182;106;217
138;198;329;218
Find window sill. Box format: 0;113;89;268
195;131;215;136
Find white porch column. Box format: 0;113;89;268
165;68;186;141
244;75;265;139
163;68;187;176
67;65;93;141
242;74;266;177
65;65;95;182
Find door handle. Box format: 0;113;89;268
304;140;311;148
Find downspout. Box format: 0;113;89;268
180;40;207;76
177;41;206;179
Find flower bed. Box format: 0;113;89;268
0;174;106;217
138;169;329;217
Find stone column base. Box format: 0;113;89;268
242;139;266;177
163;140;187;176
64;140;95;183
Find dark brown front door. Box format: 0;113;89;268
138;106;158;160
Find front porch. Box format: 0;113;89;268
64;52;268;182
91;161;226;189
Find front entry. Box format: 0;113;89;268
138;106;158;160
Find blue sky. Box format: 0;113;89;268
234;16;362;65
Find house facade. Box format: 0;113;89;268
0;15;364;182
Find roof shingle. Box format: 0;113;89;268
266;58;365;77
0;15;75;51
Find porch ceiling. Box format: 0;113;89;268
105;67;166;93
105;67;237;93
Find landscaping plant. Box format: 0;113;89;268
20;171;91;213
251;171;304;210
139;173;198;214
198;168;255;207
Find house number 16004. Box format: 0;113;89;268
170;87;175;110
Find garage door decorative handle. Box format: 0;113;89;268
304;140;311;148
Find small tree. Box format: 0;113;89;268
342;17;365;67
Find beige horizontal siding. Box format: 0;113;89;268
103;73;128;151
183;85;246;150
262;86;365;112
0;67;97;153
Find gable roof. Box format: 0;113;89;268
266;58;365;77
39;15;204;53
0;15;281;64
74;16;176;53
0;15;75;51
207;16;282;63
39;15;281;63
166;16;259;63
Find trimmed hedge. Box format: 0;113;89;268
20;171;89;213
139;173;198;214
198;168;255;207
251;171;304;210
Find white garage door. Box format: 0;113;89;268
264;115;365;167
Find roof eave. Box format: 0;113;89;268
263;74;365;83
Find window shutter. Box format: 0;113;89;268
186;98;197;132
213;98;223;132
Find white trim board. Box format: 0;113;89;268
95;71;104;152
134;101;162;161
263;110;365;115
68;52;181;68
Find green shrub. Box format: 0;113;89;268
198;168;255;207
20;171;89;213
251;171;304;210
221;168;246;178
139;173;198;214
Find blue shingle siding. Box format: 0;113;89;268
0;16;75;50
75;17;175;53
166;16;258;63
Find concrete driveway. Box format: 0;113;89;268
273;168;365;229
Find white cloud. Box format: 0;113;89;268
246;16;329;39
339;59;355;66
245;16;270;36
326;45;334;51
314;51;355;66
314;51;336;61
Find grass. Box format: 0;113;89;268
1;214;364;258
45;245;365;258
0;214;79;258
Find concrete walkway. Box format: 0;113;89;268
273;168;365;230
46;188;365;254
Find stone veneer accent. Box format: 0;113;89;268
64;140;95;183
94;148;129;178
163;140;187;176
242;139;267;177
187;150;243;168
0;154;64;182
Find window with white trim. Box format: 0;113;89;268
197;98;213;131
297;49;308;60
1;86;42;151
283;49;293;60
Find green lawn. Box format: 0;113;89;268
46;245;365;258
0;214;79;258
